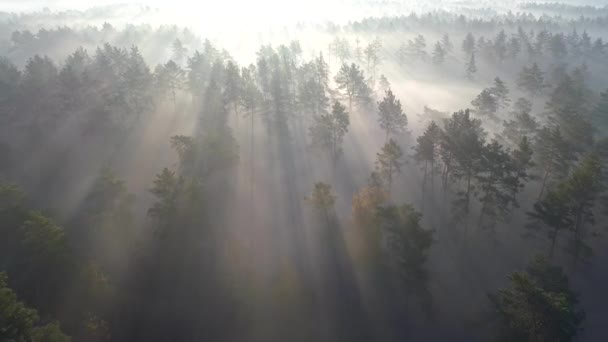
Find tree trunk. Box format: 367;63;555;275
465;170;472;214
250;109;255;216
477;201;486;230
421;161;428;212
549;227;559;259
538;169;550;200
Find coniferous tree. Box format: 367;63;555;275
517;63;545;98
475;140;518;229
442;110;486;218
491;77;510;109
441;33;453;54
462;33;476;57
528;188;573;258
123;46;154;119
413;121;442;204
561;154;603;267
309;101;350;163
375;139;403;195
432;42;446;65
377;89;407;142
494;30;508;61
511;136;535;195
378;74;390;94
171;38;187;65
363;37;382;80
471;88;499;118
534;126;573;200
154;60;185;112
223;60;242;117
546;73;593;150
376;204;434;310
306;182;336;228
490;257;583;342
465;52;477;80
501;98;538;147
334;63;372;111
591;89;608;133
0;273;70;341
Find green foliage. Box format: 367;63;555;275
0;272;38;341
465;52;477;80
306;182;336;227
517;63;545;98
377;89;408;141
534;126;574;199
471;88;498;118
375;139;404;192
154;60;185;108
501;98;538;147
527;188;573;258
309;101;350;161
376;205;434;306
462;32;476;56
591;88;608;135
475;140;519;229
432;42;446;65
1;273;70;342
31;321;71;342
441;109;486;216
490;257;583;342
334;63;372;110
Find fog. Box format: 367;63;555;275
0;1;607;341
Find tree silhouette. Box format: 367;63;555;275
377;89;407;142
309;101;350;163
334;63;372;111
375;139;404;195
490;257;583;342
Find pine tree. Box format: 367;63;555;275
376;204;433;310
561;154;603;267
375;139;404;195
306;182;336;227
171;38;188;65
441;33;453;53
491;77;510;109
534;126;573;200
475;140;519;229
494;30;508;62
490;257;583;342
527;188;573;258
154;60;185;112
462;32;476;56
591;88;608;134
413;121;442;206
377;89;407;142
441;109;486;218
471;88;499;118
432;42;446;65
223;60;242;117
501;98;538;146
309;101;350;163
465;52;477;80
334;63;372;111
517;63;545;98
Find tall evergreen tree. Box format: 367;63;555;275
377;89;407;142
334;63;372;111
517;63;545;98
490;257;583;342
309;101;350;163
465;52;477;80
375;139;404;195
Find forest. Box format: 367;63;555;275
1;1;608;341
